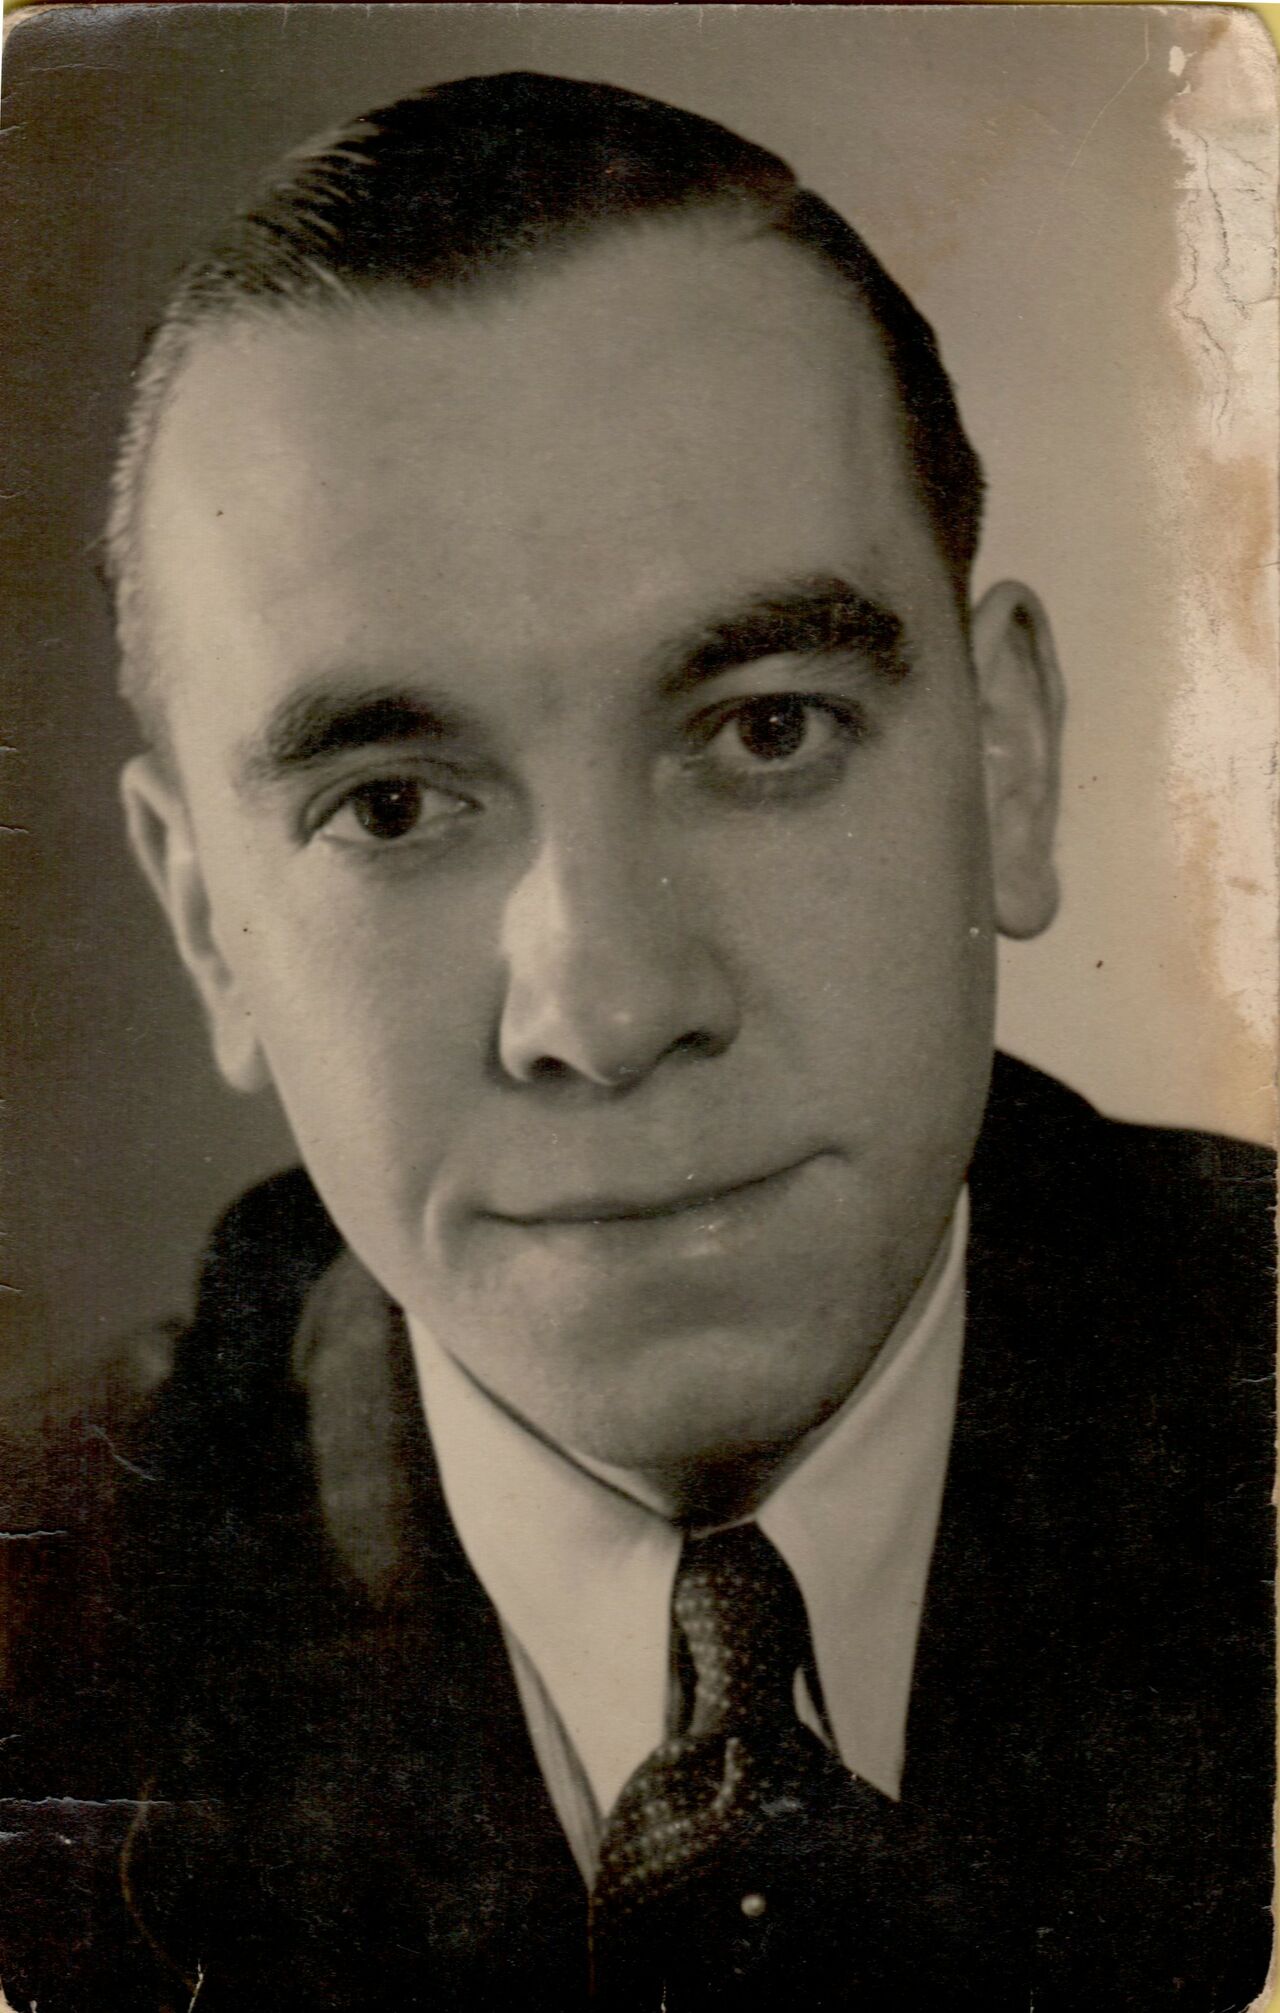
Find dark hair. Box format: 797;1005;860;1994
106;71;984;736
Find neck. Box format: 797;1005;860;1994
594;1443;798;1530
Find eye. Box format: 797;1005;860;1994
695;694;863;780
317;777;471;849
726;695;820;763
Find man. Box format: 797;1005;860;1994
3;71;1272;2013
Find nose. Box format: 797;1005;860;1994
497;828;740;1089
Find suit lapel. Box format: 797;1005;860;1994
294;1252;590;2000
879;1060;1111;1994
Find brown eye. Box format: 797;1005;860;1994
733;696;810;761
684;691;863;798
317;776;473;851
349;780;425;840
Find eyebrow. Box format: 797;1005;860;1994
232;575;910;798
660;575;911;698
233;688;468;798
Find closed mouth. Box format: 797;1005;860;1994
492;1158;812;1228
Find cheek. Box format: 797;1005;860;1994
713;745;993;1040
210;860;491;1169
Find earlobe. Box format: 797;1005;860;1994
971;580;1065;942
120;752;269;1093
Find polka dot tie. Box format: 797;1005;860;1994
589;1524;854;2002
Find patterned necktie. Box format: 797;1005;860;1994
589;1523;856;2003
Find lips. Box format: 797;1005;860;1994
487;1157;815;1228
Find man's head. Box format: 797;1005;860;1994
115;74;1062;1508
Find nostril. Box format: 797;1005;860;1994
673;1026;729;1062
522;1028;724;1087
523;1052;644;1091
527;1054;573;1085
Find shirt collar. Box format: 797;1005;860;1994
756;1187;967;1794
408;1189;967;1815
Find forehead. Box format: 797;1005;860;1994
141;222;948;739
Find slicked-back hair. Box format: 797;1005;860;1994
105;70;985;742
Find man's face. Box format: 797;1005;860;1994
128;222;1058;1489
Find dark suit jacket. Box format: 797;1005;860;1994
3;1056;1274;2011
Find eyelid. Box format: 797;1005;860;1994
685;687;869;747
317;784;477;857
684;644;878;706
299;750;479;840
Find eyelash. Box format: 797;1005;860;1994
308;772;476;850
683;692;869;796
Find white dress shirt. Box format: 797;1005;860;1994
407;1190;967;1882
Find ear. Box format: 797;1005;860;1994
971;580;1065;942
120;752;269;1093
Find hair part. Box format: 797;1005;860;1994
105;71;985;744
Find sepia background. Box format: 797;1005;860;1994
2;4;1275;1393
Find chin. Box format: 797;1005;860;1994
555;1325;873;1488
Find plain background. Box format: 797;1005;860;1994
2;4;1275;1393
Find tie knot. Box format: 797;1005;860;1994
673;1523;810;1739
